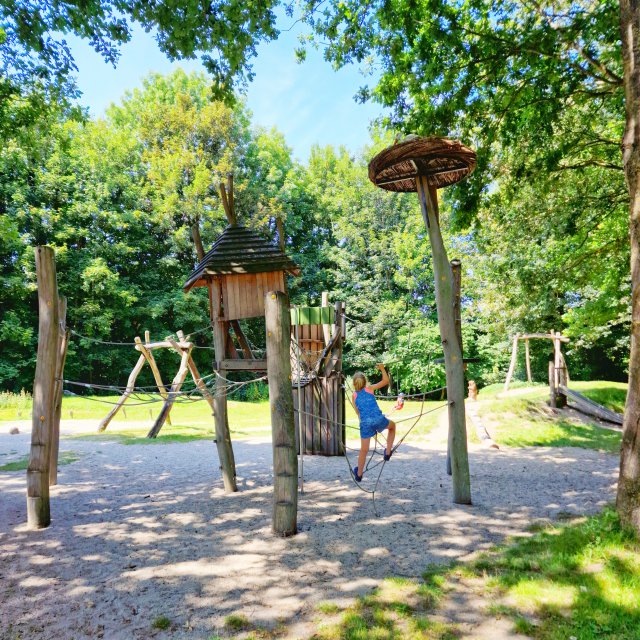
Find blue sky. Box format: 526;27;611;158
67;19;385;161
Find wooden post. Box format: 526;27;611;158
210;278;237;492
27;246;59;528
555;332;567;407
136;336;171;426
49;296;68;486
276;216;286;252
98;353;146;432
448;259;463;477
146;344;191;438
191;222;205;261
504;334;519;392
265;290;298;536
549;359;557;408
321;292;331;346
525;338;533;383
416;177;471;505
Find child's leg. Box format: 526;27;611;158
386;420;396;456
358;438;371;476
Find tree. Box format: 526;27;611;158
0;0;279;100
617;0;640;531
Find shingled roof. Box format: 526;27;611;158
183;224;300;292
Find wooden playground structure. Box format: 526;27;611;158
504;331;623;425
26;135;479;532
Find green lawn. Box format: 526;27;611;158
0;392;445;445
0;450;81;472
476;382;624;453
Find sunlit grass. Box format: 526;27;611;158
313;575;459;640
467;509;640;639
0;450;81;472
0;392;445;445
475;382;623;453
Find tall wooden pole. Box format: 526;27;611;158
49;296;68;486
265;291;298;536
525;338;532;383
447;259;463;477
210;279;237;492
504;334;519;392
27;246;59;528
416;177;471;505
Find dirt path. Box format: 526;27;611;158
0;425;617;639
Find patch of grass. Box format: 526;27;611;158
313;577;459;640
467;508;640;640
151;616;171;630
317;602;342;615
0;450;80;472
570;380;627;414
224;614;251;631
477;391;622;453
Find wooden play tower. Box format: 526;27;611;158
182;188;299;493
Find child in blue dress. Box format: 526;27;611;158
352;364;396;481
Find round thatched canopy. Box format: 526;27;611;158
368;136;476;192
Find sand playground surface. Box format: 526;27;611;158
0;418;619;639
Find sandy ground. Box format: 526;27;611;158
0;415;619;640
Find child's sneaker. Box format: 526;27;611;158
383;450;393;462
352;466;362;482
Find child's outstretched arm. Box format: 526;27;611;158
369;363;390;390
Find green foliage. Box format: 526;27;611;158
0;0;280;100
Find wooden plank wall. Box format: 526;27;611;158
291;309;344;456
223;271;287;321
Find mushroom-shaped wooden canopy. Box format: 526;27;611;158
368;136;476;192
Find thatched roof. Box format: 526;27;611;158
183;224;300;292
368;136;476;192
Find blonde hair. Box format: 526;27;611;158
352;372;367;392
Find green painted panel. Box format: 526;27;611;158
290;306;335;326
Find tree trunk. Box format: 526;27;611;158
617;0;640;533
417;177;472;505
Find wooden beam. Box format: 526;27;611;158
265;290;298;536
49;296;68;486
27;246;59;528
219;183;236;225
504;334;519;392
525;338;532;383
230;320;254;359
135;339;191;350
218;359;268;370
191;222;205;261
554;331;567;408
98;353;146;432
135;336;171;426
211;278;237;492
276;216;286;252
519;333;570;342
146;345;191;438
227;173;234;218
416;177;471;505
321;292;331;346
